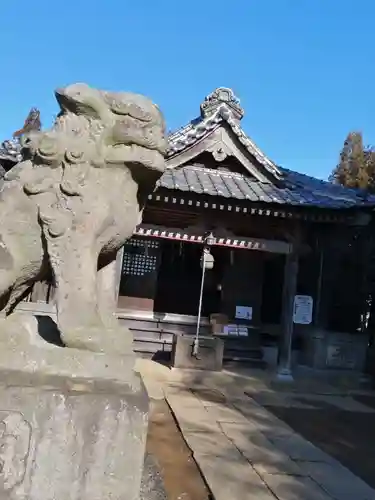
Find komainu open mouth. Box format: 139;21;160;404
107;144;165;173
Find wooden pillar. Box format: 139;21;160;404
277;249;299;381
313;249;324;327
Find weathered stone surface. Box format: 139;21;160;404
171;335;224;371
262;475;332;500
0;83;167;500
204;403;250;423
183;430;243;460
296;461;375;500
194;453;276;500
219;422;304;476
268;434;335;463
0;336;149;500
0;83;166;355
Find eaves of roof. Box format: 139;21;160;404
164;88;375;210
157;164;375;210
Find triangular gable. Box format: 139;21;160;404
166;87;283;184
157;88;375;211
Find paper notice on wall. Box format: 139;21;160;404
238;326;249;337
293;295;313;325
235;305;253;321
223;325;238;336
222;324;249;337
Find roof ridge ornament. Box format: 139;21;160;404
200;87;244;121
0;107;42;173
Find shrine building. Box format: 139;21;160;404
19;87;375;376
116;87;375;374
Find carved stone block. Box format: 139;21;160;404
171;334;224;371
0;335;148;500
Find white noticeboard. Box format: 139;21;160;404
293;295;313;325
222;324;249;337
235;305;253;321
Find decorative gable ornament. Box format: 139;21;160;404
200;87;244;122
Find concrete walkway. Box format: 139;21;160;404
136;360;375;500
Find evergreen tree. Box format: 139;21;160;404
330;132;375;191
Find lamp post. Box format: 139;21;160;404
193;232;215;357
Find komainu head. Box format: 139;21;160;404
54;83;167;177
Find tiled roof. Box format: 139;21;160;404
157;164;375;209
167;88;283;179
164;87;375;210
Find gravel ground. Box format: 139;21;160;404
141;453;167;500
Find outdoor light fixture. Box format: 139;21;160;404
200;248;214;270
193;232;216;358
204;231;216;247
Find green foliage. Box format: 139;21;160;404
330;132;375;191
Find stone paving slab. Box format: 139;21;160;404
231;400;296;437
263;475;332;500
183;430;243;460
165;393;204;409
268;433;336;463
174;418;223;435
142;378;165;401
204;403;251;424
219;422;305;477
165;386;375;500
191;388;228;404
297;461;375;500
194;453;277;500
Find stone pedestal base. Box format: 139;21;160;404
301;328;368;370
275;367;294;382
171;334;224;371
0;317;148;500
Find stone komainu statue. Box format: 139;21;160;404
0;83;166;353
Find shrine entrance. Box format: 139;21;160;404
153;240;224;317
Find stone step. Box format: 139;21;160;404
132;331;175;345
133;338;172;354
119;317;161;332
131;329;163;340
223;339;262;349
223;357;267;368
119;316;211;336
132;330;264;360
224;348;263;359
159;322;211;335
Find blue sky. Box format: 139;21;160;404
1;1;374;180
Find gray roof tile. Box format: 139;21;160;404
157;165;375;209
164;88;375;210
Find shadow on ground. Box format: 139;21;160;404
163;366;375;498
263;394;375;490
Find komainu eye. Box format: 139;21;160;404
110;102;152;122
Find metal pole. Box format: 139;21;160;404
193;250;207;357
